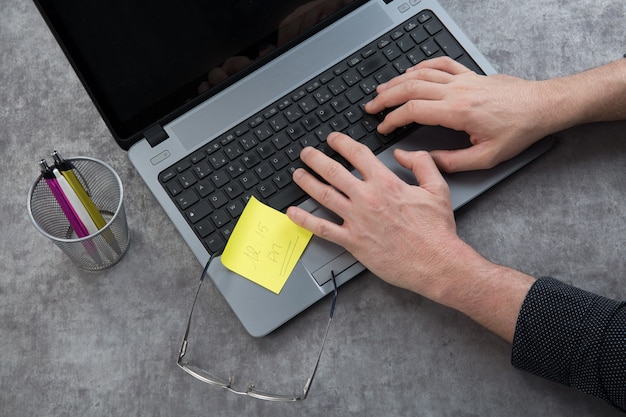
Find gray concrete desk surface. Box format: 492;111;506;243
2;0;625;416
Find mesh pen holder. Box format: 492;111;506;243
27;156;130;271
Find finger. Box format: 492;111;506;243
376;99;461;134
326;132;391;181
222;56;253;75
291;166;351;214
207;68;228;86
394;149;449;197
298;142;365;196
366;77;448;115
410;56;473;75
377;66;456;94
430;144;499;173
286;206;349;246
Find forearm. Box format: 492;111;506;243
421;239;536;343
541;58;626;132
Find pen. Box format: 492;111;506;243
52;151;122;255
39;159;90;238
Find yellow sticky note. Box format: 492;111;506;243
221;197;313;294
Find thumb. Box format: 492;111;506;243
394;149;449;195
430;144;497;173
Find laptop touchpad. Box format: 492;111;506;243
298;205;358;286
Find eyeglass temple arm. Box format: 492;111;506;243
178;251;222;361
302;272;338;398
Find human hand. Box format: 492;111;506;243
198;56;253;94
366;57;560;173
287;132;481;297
287;132;536;341
277;0;346;46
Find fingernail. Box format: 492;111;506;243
292;168;304;180
327;131;340;142
300;146;312;157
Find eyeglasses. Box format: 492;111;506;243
177;251;338;401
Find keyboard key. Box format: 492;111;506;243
411;26;429;44
186;201;211;224
269;114;289;132
208;152;228;169
257;181;277;198
286;124;306;140
272;171;292;189
298;96;318;113
210;170;230;188
268;183;307;211
254;162;273;180
420;39;440;56
192;160;212;179
342;69;361;86
284;107;303;122
175;189;199;210
302;115;321;131
256;144;275;159
346;88;364;104
424;19;443;35
241;152;260;168
178;171;197;188
166;181;183;196
195;219;215;238
189;150;206;164
327;80;347;95
224;182;243;199
330;97;349;113
269;152;290;170
240;172;259;189
316;105;334;122
195;179;215;198
210;210;230;228
204;235;224;253
253;125;273;141
224;143;243;160
435;32;464;59
208;190;229;209
225;200;245;218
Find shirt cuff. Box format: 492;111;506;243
511;276;626;410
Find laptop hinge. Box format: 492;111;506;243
143;124;169;147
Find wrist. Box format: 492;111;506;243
429;239;536;342
544;58;626;129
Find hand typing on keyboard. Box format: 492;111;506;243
366;56;562;173
287;131;534;344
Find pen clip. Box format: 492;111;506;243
39;159;55;179
51;150;73;171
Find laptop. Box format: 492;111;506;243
33;0;552;336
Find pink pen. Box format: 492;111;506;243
39;159;89;237
39;160;102;264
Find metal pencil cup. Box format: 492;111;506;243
27;157;130;271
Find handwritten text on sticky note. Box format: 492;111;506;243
221;197;313;294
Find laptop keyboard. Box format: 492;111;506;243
159;9;483;254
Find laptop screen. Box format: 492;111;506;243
34;0;366;149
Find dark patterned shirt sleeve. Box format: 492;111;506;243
511;276;626;411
